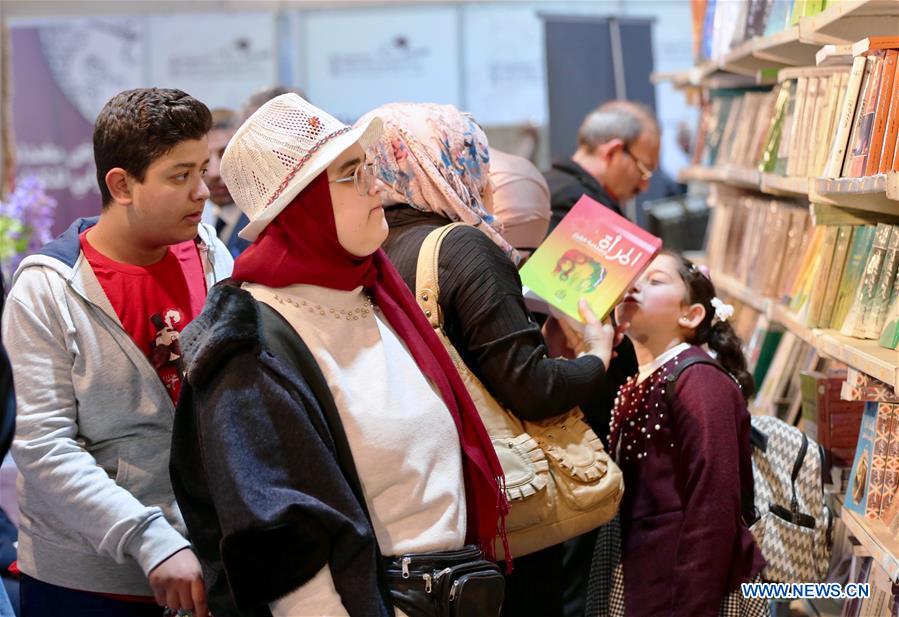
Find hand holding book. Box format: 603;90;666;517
554;299;625;368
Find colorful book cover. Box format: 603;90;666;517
841;382;899;404
882;404;899;516
866;402;892;519
844;402;879;515
830;225;876;330
879;404;899;514
519;195;662;322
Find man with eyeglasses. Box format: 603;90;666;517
542;99;658;617
544;100;660;233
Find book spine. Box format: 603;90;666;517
841;224;893;338
866;403;892;519
863;226;899;338
819;225;854;327
865;49;898;174
843;53;884;178
879;55;899;173
824;56;868;178
881;404;899;516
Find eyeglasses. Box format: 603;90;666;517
330;161;380;196
622;145;653;181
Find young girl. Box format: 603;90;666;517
587;252;766;617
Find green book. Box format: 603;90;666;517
818;226;855;328
831;225;877;330
878;270;899;350
806;225;840;327
775;81;798;175
753;329;786;388
841;223;893;338
864;226;899;339
759;84;791;172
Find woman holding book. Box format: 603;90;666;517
584;252;767;617
357;101;620;617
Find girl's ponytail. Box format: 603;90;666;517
707;321;755;398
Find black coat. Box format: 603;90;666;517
543;158;624;234
170;282;390;617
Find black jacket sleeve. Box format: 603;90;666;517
171;347;387;617
436;226;607;421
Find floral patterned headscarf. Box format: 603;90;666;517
357;102;519;264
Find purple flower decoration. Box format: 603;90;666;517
0;176;57;286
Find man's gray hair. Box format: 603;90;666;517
577;100;659;151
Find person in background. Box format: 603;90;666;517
170;93;508;617
361;102;617;617
205;108;250;257
544;100;660;233
585;253;765;617
542;100;659;617
2;88;233;617
488;148;551;263
239;84;306;121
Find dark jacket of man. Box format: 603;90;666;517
544;158;624;234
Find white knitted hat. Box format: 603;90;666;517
221;93;382;242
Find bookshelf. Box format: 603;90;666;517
683;1;899;602
680;169;899;217
839;501;899;583
710;269;899;389
654;0;899;89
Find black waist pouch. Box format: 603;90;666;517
383;545;504;617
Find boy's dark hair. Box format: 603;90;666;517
93;88;212;207
665;250;756;399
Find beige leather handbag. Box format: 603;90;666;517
415;224;624;559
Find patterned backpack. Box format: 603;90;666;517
666;356;833;583
748;415;833;583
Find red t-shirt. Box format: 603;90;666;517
80;231;207;403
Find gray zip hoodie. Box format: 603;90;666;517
2;217;233;595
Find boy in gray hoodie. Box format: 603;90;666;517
2;88;233;617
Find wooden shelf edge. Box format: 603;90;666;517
711;272;899;388
761;173;810;198
812;173;899;216
840;505;899;583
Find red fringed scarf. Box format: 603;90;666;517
232;173;509;558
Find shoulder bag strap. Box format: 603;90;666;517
663;353;758;525
414;223;467;330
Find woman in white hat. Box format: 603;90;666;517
170;94;508;617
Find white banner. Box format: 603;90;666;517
301;6;460;124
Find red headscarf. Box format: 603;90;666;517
232;172;509;558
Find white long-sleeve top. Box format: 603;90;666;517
244;283;467;617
